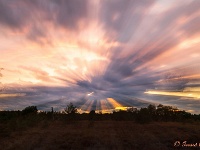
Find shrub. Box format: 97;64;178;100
22;106;38;115
64;102;77;115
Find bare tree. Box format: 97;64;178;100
64;102;77;114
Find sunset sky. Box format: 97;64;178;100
0;0;200;113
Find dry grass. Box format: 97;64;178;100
1;121;200;150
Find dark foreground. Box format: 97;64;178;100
1;120;200;150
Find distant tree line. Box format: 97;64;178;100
0;103;200;124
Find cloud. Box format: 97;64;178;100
52;0;88;29
0;0;200;113
0;0;26;29
182;16;200;37
0;93;26;97
0;0;89;44
100;0;155;42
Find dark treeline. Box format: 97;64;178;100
0;103;200;124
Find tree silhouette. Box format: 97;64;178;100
64;102;77;114
127;107;137;113
137;107;151;123
22;106;38;115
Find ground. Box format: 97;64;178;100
1;121;200;150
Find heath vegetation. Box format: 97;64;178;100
1;103;200;150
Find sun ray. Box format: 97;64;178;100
145;90;200;99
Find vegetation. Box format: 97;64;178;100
22;106;38;115
1;103;200;149
64;102;77;114
0;103;200;123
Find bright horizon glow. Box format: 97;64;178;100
145;90;200;99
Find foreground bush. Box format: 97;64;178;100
22;106;38;115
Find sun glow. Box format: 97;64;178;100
115;107;129;111
87;92;94;96
145;90;200;99
178;37;200;49
0;93;26;98
107;98;123;108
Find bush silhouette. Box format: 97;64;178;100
64;102;77;114
89;110;95;115
89;110;96;120
136;108;151;123
22;106;38;115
